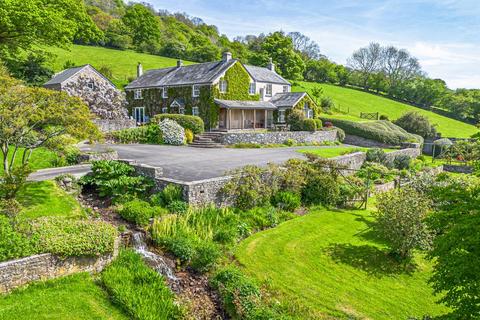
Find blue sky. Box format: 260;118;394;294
148;0;480;89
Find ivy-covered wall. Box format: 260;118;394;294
213;62;260;101
126;61;260;129
126;85;217;128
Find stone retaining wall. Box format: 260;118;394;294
443;164;473;174
344;134;396;148
0;238;119;293
93;119;136;133
331;152;366;175
385;148;422;162
217;130;338;145
78;150;118;162
126;148;422;206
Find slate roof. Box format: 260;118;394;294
215;99;277;110
244;65;290;85
125;59;237;89
44;64;116;88
269;92;307;108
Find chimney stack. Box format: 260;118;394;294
222;52;232;62
137;62;143;78
177;60;183;68
267;58;275;73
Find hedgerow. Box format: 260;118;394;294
321;118;423;145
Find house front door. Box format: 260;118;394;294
134;107;145;124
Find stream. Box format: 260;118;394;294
131;232;178;283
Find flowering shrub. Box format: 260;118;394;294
159;119;185;145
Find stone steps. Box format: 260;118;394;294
189;132;224;148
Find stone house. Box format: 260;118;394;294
125;53;317;130
44;64;129;121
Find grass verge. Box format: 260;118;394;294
0;273;128;320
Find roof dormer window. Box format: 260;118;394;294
283;85;289;93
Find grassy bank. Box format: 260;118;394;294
16;180;83;219
235;207;449;319
46;45;194;88
293;81;478;138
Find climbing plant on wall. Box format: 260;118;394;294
214;62;260;101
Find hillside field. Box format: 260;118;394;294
236;207;449;319
293;82;477;138
46;45;476;137
46;45;194;88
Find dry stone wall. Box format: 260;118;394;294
93;119;136;133
0;238;119;293
217;130;338;145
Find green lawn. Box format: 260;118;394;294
0;273;128;320
46;45;194;88
235;208;449;319
16;180;83;219
293;81;478;138
297;146;395;158
0;147;59;175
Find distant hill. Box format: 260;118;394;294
293;81;478;138
47;45;477;138
46;45;194;88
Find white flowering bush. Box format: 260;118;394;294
159;119;185;145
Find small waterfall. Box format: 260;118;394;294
132;232;178;282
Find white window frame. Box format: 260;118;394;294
283;85;289;93
133;107;145;123
249;83;256;95
87;81;95;90
162;107;168;114
134;89;142;100
192;106;199;116
266;84;272;97
219;80;228;93
179;107;185;115
162;87;168;98
304;103;313;119
192;85;200;97
278;109;286;123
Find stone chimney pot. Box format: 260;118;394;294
222;52;232;62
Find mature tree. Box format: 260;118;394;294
304;58;337;83
288;31;322;60
0;0;101;56
427;176;480;318
382;46;422;96
347;42;383;90
0;66;99;175
375;187;433;260
404;77;448;108
122;3;161;50
249;32;305;80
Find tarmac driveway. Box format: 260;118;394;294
102;144;324;182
